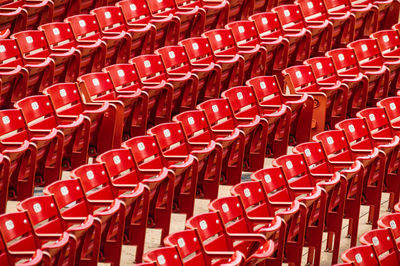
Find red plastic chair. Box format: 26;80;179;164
295;0;355;47
230;179;307;265
96;147;174;244
116;0;180;49
273;4;333;56
249;12;310;66
351;0;395;30
79;0;104;14
103;63;172;125
0;0;53;30
78;72;146;139
44;178;125;265
43;83;119;155
221;85;290;157
179;37;244;92
186;211;277;265
123;135;197;218
175;0;229;31
209;196;286;265
327;48;390;105
147;0;205;40
15;95;90;170
0;109;63;199
341;245;380;266
227;0;254;22
173;110;245;185
0;242;44;265
39;22;106;75
65;14;131;66
17;195;100;265
11;30;80;82
0;6;26;37
0;38;53;97
313;129;385;229
202;28;265;82
305;56;368;117
348;38;400;95
324;0;378;39
12;30;80;84
164;229;255;265
198;98;268;173
378;213;400;248
371;30;400;68
246;75;314;144
336;117;400;212
360;228;400;265
155;45;221;103
293;141;364;247
51;0;78;22
131;54;197;115
148;122;222;200
226;20;282;76
282;64;348;132
0;211;73;265
71;163;150;263
272;154;346;264
91;6;155;58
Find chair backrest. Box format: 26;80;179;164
143;246;184;266
282;65;319;93
273;5;306;30
197;98;237;130
116;0;152;24
326;48;361;74
96;148;142;184
304;56;339;83
65;14;102;41
0;109;30;142
43;83;85;115
221;86;261;118
341;245;380;266
155;46;191;74
103;64;142;92
293;141;335;174
91;6;127;34
146;0;177;17
173;110;214;143
12;30;51;58
379;213;400;240
249;12;284;39
313;130;354;162
39;22;77;49
78;72;117;102
179;37;215;65
377;97;400;122
335;118;374;150
295;0;328;21
0;39;25;67
130;54;168;83
202;29;238;56
371;30;400;56
226;21;260;48
357;107;394;138
272;154;315;188
348;39;384;66
246;76;284;105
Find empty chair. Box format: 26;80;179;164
0;38;53;97
155;45;221;103
91;6;155;58
209;196;286;265
282;64;348;133
78;72;145;139
273;4;333;56
249;12;310;66
97;147;174;244
180;37;244;91
203;28;265;82
12;30;80;84
227;0;254;22
186;211;277;265
341;244;380;266
66;14;131;66
43;82;121;155
296;0;355;47
15;95;90;170
148;122;222;200
349;38;400;95
17;195;101;265
293;141;365;247
378;213;400;248
226;20;283;76
324;0;378;39
44;178;125;265
222;85;290;157
313;129;386;229
0;6;26;37
39;22;106;75
305;56;368;117
123;135;198;218
353;0;398;30
0;0;53;30
246;75;314;144
360;228;400;265
175;0;229;31
103;63;172;125
116;0;180;49
327;48;390;105
52;0;78;22
71;164;150;263
273;154;346;265
79;0;104;14
173;110;245;185
0;109;63;199
0;211;73;265
198;98;268;174
147;0;205;40
231;179;307;266
131;54;198;115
